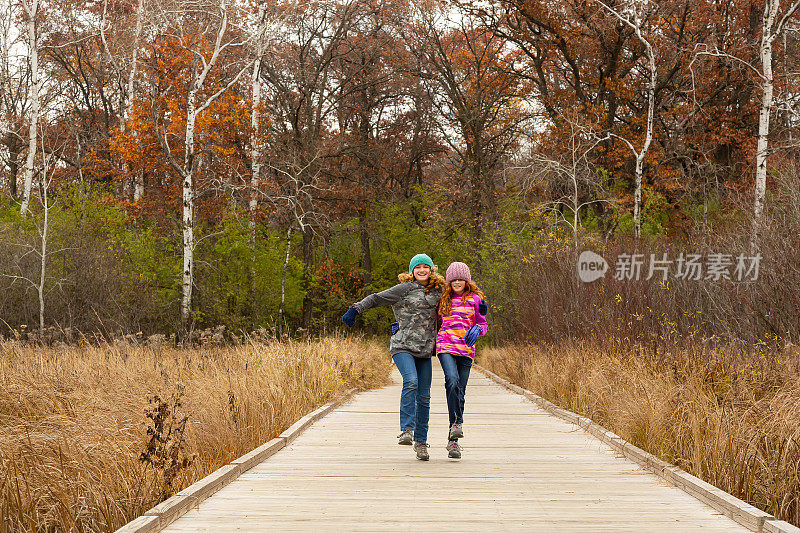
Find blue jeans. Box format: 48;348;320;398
392;352;432;444
437;352;472;435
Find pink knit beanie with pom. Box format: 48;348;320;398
445;262;471;283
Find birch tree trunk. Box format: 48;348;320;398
248;57;261;315
19;0;39;216
38;173;47;332
249;3;266;244
101;0;145;201
752;0;800;246
595;1;657;241
124;0;144;128
0;8;16;198
631;17;656;241
101;0;143;130
753;0;777;246
249;57;261;241
248;7;266;315
571;150;579;252
180;88;197;328
130;0;145;201
163;0;249;332
278;225;293;338
301;227;314;330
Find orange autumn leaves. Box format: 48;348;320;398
104;32;250;220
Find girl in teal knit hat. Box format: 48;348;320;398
408;253;434;274
341;253;444;461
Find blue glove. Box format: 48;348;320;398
390;322;399;335
342;307;358;327
478;299;488;316
464;325;481;347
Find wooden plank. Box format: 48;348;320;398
160;367;756;532
764;519;800;533
174;464;240;503
114;515;160;533
278;401;334;443
477;365;782;532
230;437;285;473
115;389;358;532
143;493;199;528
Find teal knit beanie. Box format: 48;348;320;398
408;253;434;273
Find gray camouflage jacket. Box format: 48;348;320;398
352;281;441;358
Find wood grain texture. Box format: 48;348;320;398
162;366;751;532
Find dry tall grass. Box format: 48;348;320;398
480;342;800;526
0;336;392;532
500;170;800;347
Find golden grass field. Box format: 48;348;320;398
479;342;800;526
0;336;392;532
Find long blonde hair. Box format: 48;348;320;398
439;280;484;316
398;265;446;291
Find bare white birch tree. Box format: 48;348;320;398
152;0;254;332
752;0;800;245
130;0;146;201
263;154;327;336
520;119;611;252
100;0;145;131
0;0;22;197
278;224;293;337
595;0;657;241
0;3;11;164
245;4;267;316
249;3;268;244
2;140;63;333
33;150;49;332
19;0;40;215
100;0;147;201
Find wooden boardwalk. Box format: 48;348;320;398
162;364;749;532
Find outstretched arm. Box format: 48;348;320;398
352;283;411;314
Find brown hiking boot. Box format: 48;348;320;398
413;441;429;461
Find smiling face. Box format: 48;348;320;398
412;264;431;283
451;279;466;294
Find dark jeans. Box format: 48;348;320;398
392;352;432;443
437;352;472;436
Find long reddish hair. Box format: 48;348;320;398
439;280;484;316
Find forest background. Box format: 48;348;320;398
1;0;799;349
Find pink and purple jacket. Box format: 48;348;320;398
436;292;488;359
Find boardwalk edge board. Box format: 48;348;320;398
114;388;358;533
475;365;800;533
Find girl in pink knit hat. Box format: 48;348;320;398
436;261;488;459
